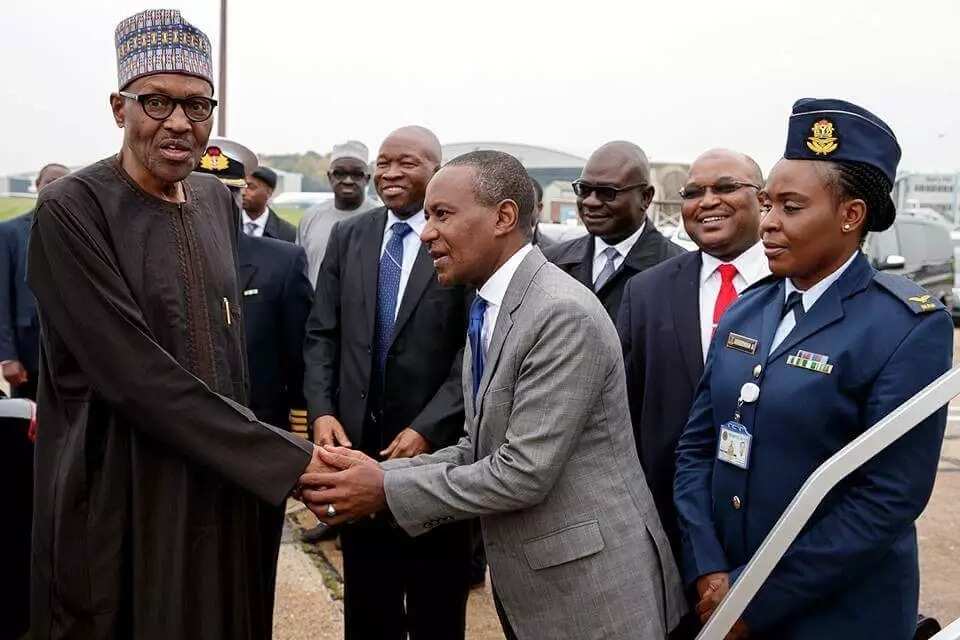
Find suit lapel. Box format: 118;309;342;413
359;209;387;343
239;263;258;291
671;252;704;388
262;210;277;239
390;244;434;346
573;236;595;288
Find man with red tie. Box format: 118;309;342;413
616;148;767;639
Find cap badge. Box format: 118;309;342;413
807;119;839;155
199;146;229;171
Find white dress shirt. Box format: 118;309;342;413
242;209;268;237
591;223;645;283
381;210;427;320
770;250;860;352
699;241;771;361
477;244;534;354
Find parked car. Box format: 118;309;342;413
669;224;697;252
863;210;956;321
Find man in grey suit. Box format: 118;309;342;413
300;150;685;639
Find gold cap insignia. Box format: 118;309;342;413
199;146;230;171
806;119;839;156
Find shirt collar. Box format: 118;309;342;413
784;250;860;310
699;240;769;286
479;244;534;308
242;209;266;228
385;209;426;238
593;221;646;262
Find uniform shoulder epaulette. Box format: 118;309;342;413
873;272;945;314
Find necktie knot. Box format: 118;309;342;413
469;296;488;328
783;290;805;320
594;246;620;291
718;263;738;284
244;221;258;236
391;221;413;239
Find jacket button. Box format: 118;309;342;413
360;392;366;400
753;364;762;378
732;496;742;510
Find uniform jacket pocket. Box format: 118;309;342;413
522;520;605;570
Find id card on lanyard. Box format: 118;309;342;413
717;421;752;469
717;381;759;470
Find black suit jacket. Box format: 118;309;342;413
544;219;684;321
263;208;297;243
0;211;40;376
303;207;468;454
616;250;703;557
238;233;313;428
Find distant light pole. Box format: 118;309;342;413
217;0;227;136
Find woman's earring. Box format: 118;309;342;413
843;224;851;231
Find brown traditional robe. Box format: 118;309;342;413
27;157;313;640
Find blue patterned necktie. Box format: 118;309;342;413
467;296;488;404
244;221;258;236
374;221;413;373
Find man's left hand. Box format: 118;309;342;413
300;446;387;525
380;427;431;459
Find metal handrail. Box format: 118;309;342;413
697;366;960;640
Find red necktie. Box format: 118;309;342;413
712;263;739;335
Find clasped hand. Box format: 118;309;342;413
696;572;750;639
297;445;387;525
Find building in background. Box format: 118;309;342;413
441;142;689;229
894;172;960;226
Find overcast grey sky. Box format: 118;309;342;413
3;0;958;177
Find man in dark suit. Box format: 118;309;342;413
544;141;683;321
236;231;313;617
303;125;471;639
0;161;66;640
0;163;69;401
242;166;297;242
529;178;555;251
617;148;766;639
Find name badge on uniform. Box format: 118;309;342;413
786;349;833;374
243;288;259;297
718;421;752;469
726;332;758;355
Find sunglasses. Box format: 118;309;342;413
572;180;648;202
678;181;761;201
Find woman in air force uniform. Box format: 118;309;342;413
674;98;953;640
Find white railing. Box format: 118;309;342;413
696;366;960;640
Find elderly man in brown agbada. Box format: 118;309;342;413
27;10;324;639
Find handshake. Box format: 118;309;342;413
296;444;390;524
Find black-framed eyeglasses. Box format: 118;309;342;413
572;180;648;202
330;169;369;182
678;180;761;201
119;91;218;123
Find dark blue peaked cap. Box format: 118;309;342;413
785;98;901;231
785;98;901;184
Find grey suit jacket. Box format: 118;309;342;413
382;248;686;639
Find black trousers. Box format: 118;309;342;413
340;515;471;640
0;413;33;640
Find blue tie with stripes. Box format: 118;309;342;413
374;222;413;373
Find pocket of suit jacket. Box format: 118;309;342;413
522;520;605;570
